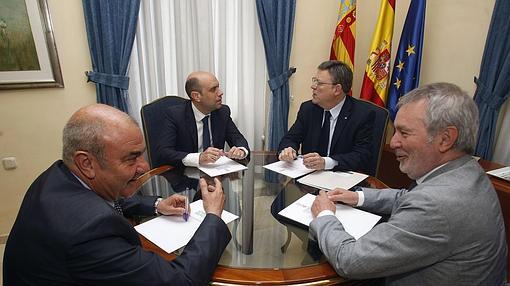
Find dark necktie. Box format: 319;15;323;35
202;115;211;150
113;201;123;216
317;111;331;157
407;180;417;191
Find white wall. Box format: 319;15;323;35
0;0;96;235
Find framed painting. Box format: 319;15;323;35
0;0;63;89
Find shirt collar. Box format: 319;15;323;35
326;96;346;119
416;162;448;185
191;102;209;122
71;171;91;190
71;170;114;206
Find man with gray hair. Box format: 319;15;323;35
278;60;374;173
310;82;507;285
4;104;231;285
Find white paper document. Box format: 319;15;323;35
135;200;238;254
198;156;247;177
262;158;315;178
278;193;381;239
297;170;368;191
487;166;510;181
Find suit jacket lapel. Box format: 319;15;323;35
330;96;353;149
185;102;198;151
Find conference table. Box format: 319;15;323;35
136;151;387;285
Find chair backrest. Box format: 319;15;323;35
361;100;389;177
140;95;189;168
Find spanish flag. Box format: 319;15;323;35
330;0;356;71
359;0;396;107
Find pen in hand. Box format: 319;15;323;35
183;189;190;222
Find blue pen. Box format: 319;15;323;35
183;189;190;222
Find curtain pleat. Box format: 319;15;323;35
256;0;296;151
474;0;510;159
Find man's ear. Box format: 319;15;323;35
191;91;201;102
74;151;96;179
334;84;344;96
438;126;459;153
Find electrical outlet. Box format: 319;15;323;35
2;157;17;170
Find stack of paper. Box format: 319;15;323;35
297;170;368;190
278;193;381;239
262;158;315;178
487;166;510;181
135;200;238;253
198;156;247;177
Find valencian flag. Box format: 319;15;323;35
330;0;356;72
387;0;426;120
359;0;395;107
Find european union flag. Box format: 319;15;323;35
387;0;426;120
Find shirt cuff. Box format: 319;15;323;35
238;147;249;159
154;197;163;215
323;157;338;170
356;190;365;207
182;153;200;167
317;209;335;217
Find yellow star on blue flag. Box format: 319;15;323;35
387;0;426;120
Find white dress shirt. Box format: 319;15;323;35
322;97;345;170
182;103;248;167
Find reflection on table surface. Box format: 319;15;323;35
137;151;386;285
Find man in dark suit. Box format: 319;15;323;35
153;71;250;168
278;60;374;173
3;104;231;285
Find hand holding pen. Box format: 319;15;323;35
155;194;189;216
199;147;224;164
278;147;297;161
183;189;190;222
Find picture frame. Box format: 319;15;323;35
0;0;64;89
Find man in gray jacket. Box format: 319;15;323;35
310;82;507;285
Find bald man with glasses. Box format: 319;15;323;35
278;60;375;174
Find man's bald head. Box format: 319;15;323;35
185;71;213;98
62;104;139;167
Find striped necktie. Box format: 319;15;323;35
113;201;123;216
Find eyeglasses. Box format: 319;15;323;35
311;77;337;87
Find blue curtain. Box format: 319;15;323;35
474;0;510;159
256;0;296;151
82;0;140;112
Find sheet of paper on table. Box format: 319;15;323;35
487;166;510;181
262;158;315;178
297;170;368;191
198;156;247;177
135;199;238;254
278;193;381;240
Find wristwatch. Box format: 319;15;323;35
154;197;163;215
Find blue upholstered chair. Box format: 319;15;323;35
140;95;188;168
361;100;390;178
